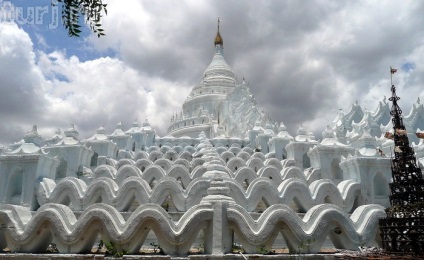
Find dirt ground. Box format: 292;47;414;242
3;246;424;259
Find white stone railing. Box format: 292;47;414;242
0;137;388;257
37;174;361;213
93;158;334;186
0;200;385;255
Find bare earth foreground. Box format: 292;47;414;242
1;248;423;260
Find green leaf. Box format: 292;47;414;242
58;0;108;37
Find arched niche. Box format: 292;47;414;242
90;152;99;167
373;172;389;197
331;158;343;181
6;168;24;205
302;152;311;169
56;158;68;180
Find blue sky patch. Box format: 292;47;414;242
401;62;416;72
2;0;114;61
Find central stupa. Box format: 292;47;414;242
168;19;275;139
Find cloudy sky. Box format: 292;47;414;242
0;0;423;147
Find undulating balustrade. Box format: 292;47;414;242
1;177;385;255
1;137;385;256
37;143;363;213
38;175;361;213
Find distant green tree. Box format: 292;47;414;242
54;0;107;37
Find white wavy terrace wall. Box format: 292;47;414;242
37;175;362;212
0;202;385;255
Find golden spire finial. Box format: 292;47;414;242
214;17;223;46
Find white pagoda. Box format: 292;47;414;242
168;20;274;139
0;20;424;256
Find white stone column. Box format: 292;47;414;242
201;175;234;255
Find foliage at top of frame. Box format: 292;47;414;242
54;0;107;37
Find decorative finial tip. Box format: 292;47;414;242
214;17;223;46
